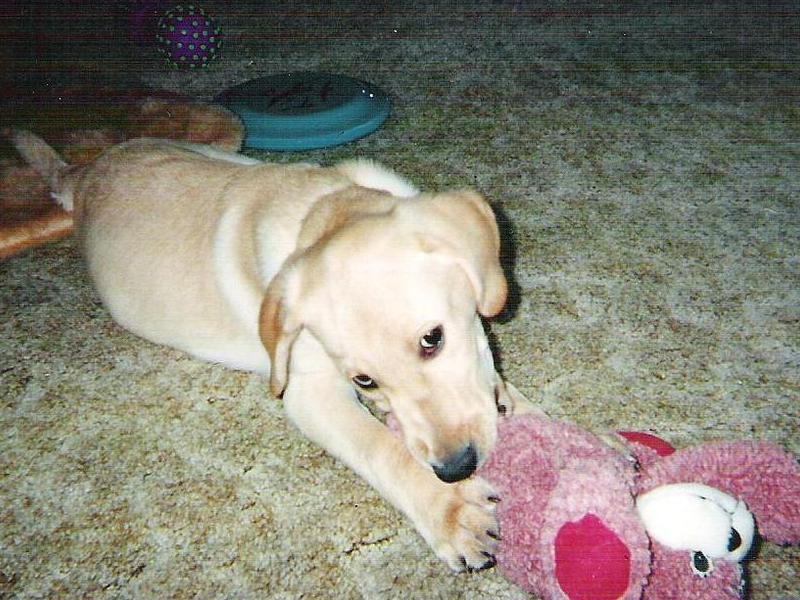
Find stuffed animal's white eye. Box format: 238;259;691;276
636;482;755;563
352;374;378;390
420;326;444;358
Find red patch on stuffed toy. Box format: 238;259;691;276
555;514;631;600
618;431;676;457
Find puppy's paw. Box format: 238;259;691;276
427;476;500;572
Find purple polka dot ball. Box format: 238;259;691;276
156;4;223;69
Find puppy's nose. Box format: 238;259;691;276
432;443;478;483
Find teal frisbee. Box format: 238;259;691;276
215;72;391;151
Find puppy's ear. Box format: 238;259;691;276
259;260;305;398
416;190;508;317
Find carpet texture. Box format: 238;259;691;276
1;1;798;598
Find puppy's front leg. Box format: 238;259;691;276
280;332;499;572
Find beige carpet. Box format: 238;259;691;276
1;1;798;598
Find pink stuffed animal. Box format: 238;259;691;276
478;414;800;600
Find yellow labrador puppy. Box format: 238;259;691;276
11;130;528;572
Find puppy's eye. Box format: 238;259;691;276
420;325;444;358
352;374;378;390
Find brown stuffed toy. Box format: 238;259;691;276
0;85;244;259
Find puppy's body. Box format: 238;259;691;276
12;131;529;572
71;140;331;370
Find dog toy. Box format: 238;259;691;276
478;413;800;599
156;3;223;69
0;85;244;259
216;72;392;151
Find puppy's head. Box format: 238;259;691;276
260;189;513;481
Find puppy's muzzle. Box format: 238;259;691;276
432;443;478;483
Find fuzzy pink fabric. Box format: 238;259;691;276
627;437;800;598
635;441;800;545
644;546;744;600
479;415;651;599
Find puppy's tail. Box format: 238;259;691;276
4;128;75;211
